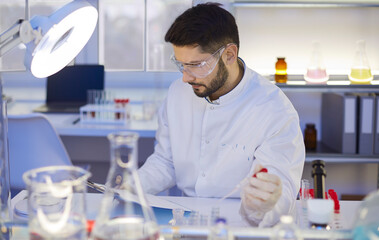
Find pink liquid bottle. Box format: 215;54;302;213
304;41;329;84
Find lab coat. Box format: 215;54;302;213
138;60;305;227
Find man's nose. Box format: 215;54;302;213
182;70;196;83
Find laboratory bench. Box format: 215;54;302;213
5;190;363;239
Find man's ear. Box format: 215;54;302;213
225;44;238;65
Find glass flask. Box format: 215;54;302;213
23;165;91;240
275;57;288;83
90;132;159;240
352;189;379;240
304;42;328;84
270;215;303;240
349;40;373;84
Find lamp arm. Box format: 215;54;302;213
0;19;42;57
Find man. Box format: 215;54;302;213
138;2;305;227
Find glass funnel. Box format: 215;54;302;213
304;41;328;84
90;132;159;240
349;40;373;84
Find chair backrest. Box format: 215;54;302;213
7;113;72;190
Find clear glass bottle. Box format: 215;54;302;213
275;57;288;83
270;215;303;240
207;218;229;240
90;132;159;240
349;40;373;84
169;208;185;226
304;41;328;84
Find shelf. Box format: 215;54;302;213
234;1;379;8
266;75;379;92
305;142;379;163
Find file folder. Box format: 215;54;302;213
374;95;379;155
357;93;375;155
321;93;357;154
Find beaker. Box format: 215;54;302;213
304;41;328;84
91;132;159;240
23;165;91;240
349;40;373;84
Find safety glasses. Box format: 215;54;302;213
170;44;231;78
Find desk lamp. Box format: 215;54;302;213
0;0;98;221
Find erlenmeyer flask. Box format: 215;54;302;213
91;132;159;240
304;41;328;84
349;40;373;84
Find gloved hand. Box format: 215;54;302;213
240;164;282;225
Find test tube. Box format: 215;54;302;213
300;179;310;203
170;208;185;226
187;211;200;226
210;207;220;226
87;89;96;118
200;214;209;226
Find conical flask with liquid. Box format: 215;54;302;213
349;40;373;84
304;41;328;84
90;132;159;240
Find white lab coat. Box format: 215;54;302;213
138;60;305;227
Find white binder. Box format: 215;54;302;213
374;95;379;155
357;93;376;155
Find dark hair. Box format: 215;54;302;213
165;2;239;54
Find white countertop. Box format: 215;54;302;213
11;190;361;230
4;87;165;137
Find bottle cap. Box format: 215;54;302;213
215;217;227;224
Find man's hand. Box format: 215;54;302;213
240;165;282;223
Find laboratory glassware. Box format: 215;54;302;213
304;123;317;150
90;132;159;240
0;98;11;240
270;215;303;240
207;218;229;240
298;179;310;229
275;57;287;83
352;189;379;239
23;165;91;240
0;98;11;222
349;40;373;84
304;42;328;84
169;208;185;226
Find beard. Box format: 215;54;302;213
191;59;229;98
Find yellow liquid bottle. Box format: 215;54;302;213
349;67;373;84
349;40;373;85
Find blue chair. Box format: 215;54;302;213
7;113;73;191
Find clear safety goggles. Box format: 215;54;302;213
170;45;229;78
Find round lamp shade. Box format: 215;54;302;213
24;0;98;78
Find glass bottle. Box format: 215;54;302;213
304;41;328;84
275;57;288;83
270;215;303;240
304;123;317;150
90;132;159;240
349;40;373;84
207;218;229;240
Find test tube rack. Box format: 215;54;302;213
79;103;130;125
